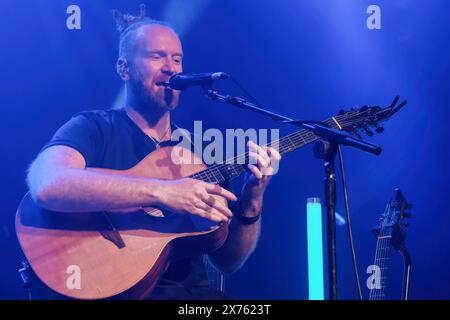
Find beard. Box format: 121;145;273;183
128;75;180;115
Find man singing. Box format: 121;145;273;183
26;7;281;299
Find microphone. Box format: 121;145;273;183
156;72;229;90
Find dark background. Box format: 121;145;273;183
1;0;449;299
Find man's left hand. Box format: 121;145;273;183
239;141;281;215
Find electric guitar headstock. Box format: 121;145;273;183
369;188;413;300
373;188;412;250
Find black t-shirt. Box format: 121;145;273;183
41;108;233;299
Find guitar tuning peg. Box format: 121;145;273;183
401;222;410;228
375;125;384;134
365;127;374;136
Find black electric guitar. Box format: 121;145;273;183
368;188;412;300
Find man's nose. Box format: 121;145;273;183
161;58;177;76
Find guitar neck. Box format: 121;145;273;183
190;117;342;184
369;227;393;300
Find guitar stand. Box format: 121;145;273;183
400;247;411;300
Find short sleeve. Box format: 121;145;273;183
40;112;104;166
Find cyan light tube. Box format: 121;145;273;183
307;197;325;300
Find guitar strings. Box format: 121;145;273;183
370;203;389;300
370;229;379;300
371;230;385;299
376;201;400;299
374;230;384;299
370;200;397;300
191;111;376;191
192;120;327;181
376;231;390;299
191;115;349;183
378;235;390;299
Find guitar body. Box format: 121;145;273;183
15;146;229;300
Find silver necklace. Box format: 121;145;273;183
147;126;171;148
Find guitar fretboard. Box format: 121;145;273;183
369;227;393;300
190;117;343;183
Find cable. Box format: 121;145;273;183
229;76;264;107
337;145;363;300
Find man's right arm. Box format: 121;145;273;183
28;145;163;213
27;145;236;222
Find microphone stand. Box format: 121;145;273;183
203;87;381;300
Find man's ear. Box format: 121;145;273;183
116;57;130;81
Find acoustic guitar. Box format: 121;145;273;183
16;99;405;299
